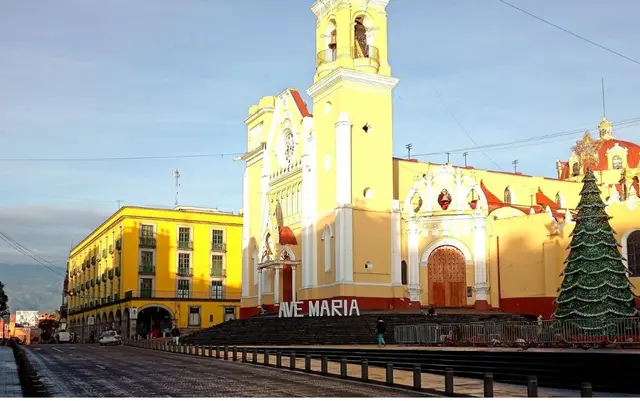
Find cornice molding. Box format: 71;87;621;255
243;106;275;126
307;68;399;99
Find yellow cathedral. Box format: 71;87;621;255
238;0;640;319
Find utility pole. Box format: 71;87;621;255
446;152;451;164
512;159;519;173
173;169;181;207
116;200;123;209
405;143;413;159
463;152;468;167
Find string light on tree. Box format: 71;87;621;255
553;168;638;330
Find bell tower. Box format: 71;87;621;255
307;0;400;290
312;0;393;81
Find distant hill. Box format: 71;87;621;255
0;264;64;313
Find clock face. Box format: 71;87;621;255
281;131;295;166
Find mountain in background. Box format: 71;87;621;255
0;264;64;313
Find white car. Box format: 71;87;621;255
98;330;122;346
54;330;72;344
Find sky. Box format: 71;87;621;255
1;0;639;308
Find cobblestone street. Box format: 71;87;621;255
24;344;421;397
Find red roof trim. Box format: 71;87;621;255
279;226;298;246
535;187;561;210
289;89;311;117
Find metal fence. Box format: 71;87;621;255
394;318;640;347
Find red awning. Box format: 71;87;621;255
279;226;298;245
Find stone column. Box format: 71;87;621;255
274;267;280;304
407;222;421;302
473;218;490;310
291;266;297;303
257;269;263;306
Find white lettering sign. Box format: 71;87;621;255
278;299;360;318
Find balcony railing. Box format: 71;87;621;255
211;242;226;252
139;264;155;275
139;236;157;249
177;240;193;249
210;266;226;277
177;267;193;277
123;289;241;300
316;45;380;70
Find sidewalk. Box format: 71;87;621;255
0;347;22;397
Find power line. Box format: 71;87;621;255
0;151;243;163
432;85;504;171
0;232;66;277
498;0;640;67
408;116;640;158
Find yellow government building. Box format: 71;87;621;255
66;206;242;339
238;0;640;319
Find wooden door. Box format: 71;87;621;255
427;246;467;307
281;264;293;303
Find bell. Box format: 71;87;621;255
329;30;337;49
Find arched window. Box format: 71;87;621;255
627;230;640;277
401;260;408;285
503;187;512;204
572;163;580;176
612;155;623;169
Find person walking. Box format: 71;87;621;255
170;325;180;345
376;319;386;347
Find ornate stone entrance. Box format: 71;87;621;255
427;246;467;307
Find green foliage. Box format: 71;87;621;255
0;281;8;316
554;168;638;330
38;319;59;334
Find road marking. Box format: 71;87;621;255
96;364;106;370
52;347;64;353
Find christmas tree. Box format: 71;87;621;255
553;168;638;330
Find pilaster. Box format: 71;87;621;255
473;217;490;310
407;221;421;301
390;200;402;285
334;112;354;285
241;168;250;297
301;117;318;288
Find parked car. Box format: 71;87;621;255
54;330;72;344
98;330;122;346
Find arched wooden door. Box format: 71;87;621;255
281;265;293;303
427;246;467;307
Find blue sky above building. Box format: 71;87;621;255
0;0;639;279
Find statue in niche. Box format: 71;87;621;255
438;189;452;210
354;16;369;58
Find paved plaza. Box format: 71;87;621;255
0;347;22;397
22;344;423;397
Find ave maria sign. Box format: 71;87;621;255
278;299;361;318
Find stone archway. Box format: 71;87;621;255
427;246;467;307
136;305;174;337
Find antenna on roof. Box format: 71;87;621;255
173;168;181;206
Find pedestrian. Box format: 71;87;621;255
376;319;386;347
171;325;180;345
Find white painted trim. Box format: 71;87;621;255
407;222;420;301
391;200;402;285
241;168;250;297
322;224;333;273
279;246;297;261
335;205;354;284
420;237;474;265
210;227;226;252
307;68;399;99
621;228;640;272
